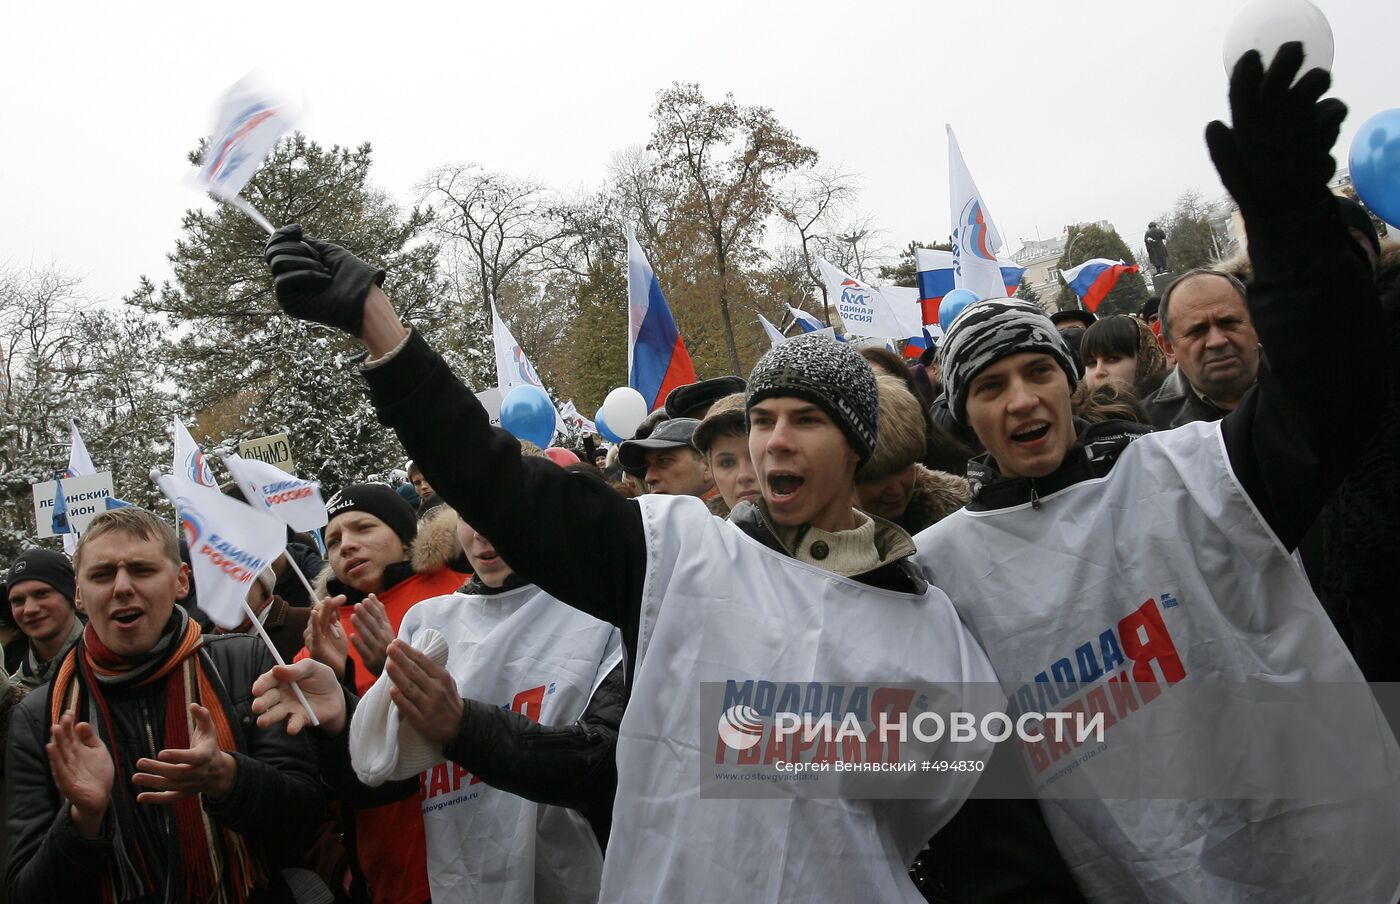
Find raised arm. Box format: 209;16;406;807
262;233;648;656
1207;44;1386;548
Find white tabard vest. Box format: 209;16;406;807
599;495;999;903
914;419;1400;904
394;587;623;904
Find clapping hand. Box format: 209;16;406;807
350;594;394;678
305;595;350;679
46;713;114;839
132;704;237;804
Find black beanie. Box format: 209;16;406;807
5;549;76;608
325;484;418;546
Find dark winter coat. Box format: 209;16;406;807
891;467;971;536
1317;245;1400;680
5;634;324;904
1142;365;1237;431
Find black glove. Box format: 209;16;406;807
264;224;385;337
1205;42;1347;219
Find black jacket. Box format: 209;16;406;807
1142;366;1234;431
1318;264;1400;680
5;634;325;904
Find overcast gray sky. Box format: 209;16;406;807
3;0;1394;304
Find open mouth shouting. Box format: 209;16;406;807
110;606;145;629
767;471;805;502
1010;421;1052;447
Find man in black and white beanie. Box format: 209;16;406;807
939;297;1079;426
915;43;1400;901
746;333;880;465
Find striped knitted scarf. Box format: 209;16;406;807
48;608;264;903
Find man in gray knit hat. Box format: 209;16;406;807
250;226;1003;901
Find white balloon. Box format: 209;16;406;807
602;387;649;440
1223;0;1334;75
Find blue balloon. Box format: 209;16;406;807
939;289;980;333
1351;108;1400;229
500;385;555;448
594;407;624;443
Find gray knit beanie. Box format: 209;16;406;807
940;298;1078;425
745;334;879;464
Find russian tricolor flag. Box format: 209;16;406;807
902;329;934;361
915;248;1025;325
627;227;697;411
1062;258;1140;313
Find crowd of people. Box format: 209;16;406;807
1;44;1398;904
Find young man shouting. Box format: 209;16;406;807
254;229;1009;900
5;508;323;903
916;46;1400;903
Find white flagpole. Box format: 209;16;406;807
220;194;275;235
283;551;319;602
242;601;320;727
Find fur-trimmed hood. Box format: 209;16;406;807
895;466;970;535
312;504;465;600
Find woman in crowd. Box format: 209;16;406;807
1077;314;1168;398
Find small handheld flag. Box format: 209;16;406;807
813;258;921;340
757;313;786;346
151;467;319;726
490;298;566;439
173;416;218;488
785;304;828;334
224;453;327;533
194;75;293;235
62;421;95;553
65;421;95;478
51;479;70;536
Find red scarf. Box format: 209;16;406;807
50;614;263;903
